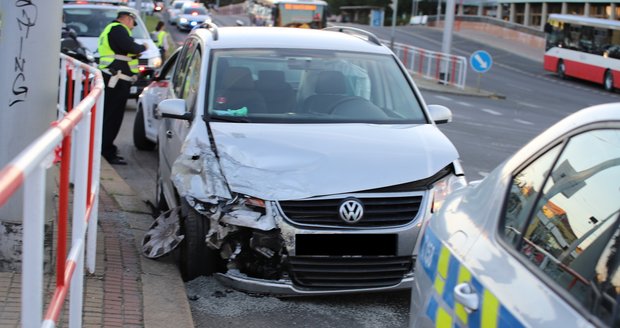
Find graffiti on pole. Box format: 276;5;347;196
9;0;38;107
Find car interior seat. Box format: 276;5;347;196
256;70;296;114
214;66;266;114
302;70;349;114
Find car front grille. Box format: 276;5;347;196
288;256;413;289
278;193;424;228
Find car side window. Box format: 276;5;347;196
172;38;198;97
501;129;620;324
181;48;202;113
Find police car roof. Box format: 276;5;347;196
191;26;392;54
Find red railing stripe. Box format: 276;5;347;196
44;259;77;322
56;135;72;287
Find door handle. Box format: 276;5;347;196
166;130;173;139
454;283;479;312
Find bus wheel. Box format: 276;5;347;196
604;70;614;91
557;60;566;79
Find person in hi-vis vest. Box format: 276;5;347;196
153;21;169;60
98;11;148;165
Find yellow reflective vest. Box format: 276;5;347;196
156;31;167;48
98;22;139;74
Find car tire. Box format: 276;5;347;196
604;70;614;92
179;199;222;281
133;106;157;151
557;60;566;79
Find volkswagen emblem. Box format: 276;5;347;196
339;198;364;224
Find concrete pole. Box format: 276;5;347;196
477;4;483;16
436;0;442;24
584;2;590;17
541;2;548;30
440;0;456;80
509;3;516;23
524;2;531;26
390;0;399;49
0;1;61;269
612;3;617;20
497;2;502;19
561;2;567;14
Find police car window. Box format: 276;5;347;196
502;146;561;245
506;129;620;323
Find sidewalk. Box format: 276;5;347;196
0;160;194;327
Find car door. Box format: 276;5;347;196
160;37;201;184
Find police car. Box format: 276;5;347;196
63;1;162;98
410;103;620;327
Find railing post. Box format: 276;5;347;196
21;166;45;328
69;113;90;328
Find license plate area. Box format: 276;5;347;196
295;234;397;256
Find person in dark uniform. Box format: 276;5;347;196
97;11;148;165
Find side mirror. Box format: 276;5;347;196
427;104;452;124
158;99;192;120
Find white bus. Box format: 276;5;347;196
246;0;327;29
544;14;620;91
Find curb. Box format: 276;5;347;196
99;159;194;328
412;75;505;99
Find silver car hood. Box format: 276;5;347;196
207;122;458;201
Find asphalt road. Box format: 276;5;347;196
111;12;620;327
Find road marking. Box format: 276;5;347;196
456;101;473;107
516;101;542;109
481;108;501;115
434;95;453;101
514;118;534;125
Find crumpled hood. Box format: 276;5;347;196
210;123;459;200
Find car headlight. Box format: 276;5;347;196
149;56;162;69
180;17;188;23
431;171;467;213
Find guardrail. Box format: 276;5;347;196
383;39;468;89
0;54;104;327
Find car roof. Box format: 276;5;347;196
191;26;392;54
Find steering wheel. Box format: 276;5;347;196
326;96;362;114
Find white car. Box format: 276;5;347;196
410;103;620;327
63;3;162;98
175;4;211;31
167;0;193;25
153;24;465;295
133;48;180;150
127;0;155;15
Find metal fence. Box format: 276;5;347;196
383;39;468;89
0;54;104;327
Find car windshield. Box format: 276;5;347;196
207;48;427;124
63;7;150;39
183;7;207;15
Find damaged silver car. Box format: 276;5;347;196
146;23;466;296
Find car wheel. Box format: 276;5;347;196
604;70;614;92
133;106;157;151
557;60;566;79
178;199;222;281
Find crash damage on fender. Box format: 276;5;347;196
144;121;465;296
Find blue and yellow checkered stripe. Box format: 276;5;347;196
419;227;524;328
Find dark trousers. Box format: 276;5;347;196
101;73;131;160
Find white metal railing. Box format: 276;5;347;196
0;54;104;327
383;39;468;89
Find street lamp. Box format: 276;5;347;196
390;0;399;50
